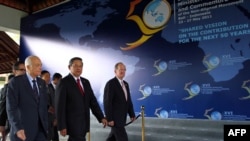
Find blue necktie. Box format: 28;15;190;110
32;79;39;103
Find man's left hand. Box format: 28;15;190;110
101;118;108;128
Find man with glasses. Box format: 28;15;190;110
12;61;26;76
0;61;26;141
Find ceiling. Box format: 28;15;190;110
0;0;69;74
0;31;19;74
0;0;69;14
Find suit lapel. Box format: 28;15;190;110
115;77;127;100
68;74;83;95
36;78;43;95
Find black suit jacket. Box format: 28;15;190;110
0;84;8;126
48;83;56;108
104;77;135;127
55;74;104;135
6;74;48;140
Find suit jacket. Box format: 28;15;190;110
55;73;104;135
48;83;56;120
104;77;135;127
48;83;56;108
6;74;48;141
0;84;8;126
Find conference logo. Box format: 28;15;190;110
224;125;250;141
121;0;172;50
201;54;220;73
152;59;167;76
204;108;222;120
138;84;152;100
183;81;200;100
154;107;169;118
239;80;250;100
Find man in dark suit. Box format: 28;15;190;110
104;62;136;141
48;72;62;141
0;61;26;141
0;74;14;141
55;57;107;141
6;56;48;141
40;70;55;141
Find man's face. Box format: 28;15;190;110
41;72;51;84
69;60;83;77
115;64;126;79
53;77;62;85
27;57;42;78
14;64;26;76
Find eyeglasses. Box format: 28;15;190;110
17;69;26;71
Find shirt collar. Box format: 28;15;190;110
52;82;56;89
26;72;36;81
116;77;124;86
70;73;80;81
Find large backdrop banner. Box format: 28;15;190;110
20;0;250;120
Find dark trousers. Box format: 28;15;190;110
10;118;47;141
52;126;59;141
68;133;86;141
9;129;47;141
106;126;128;141
34;131;47;141
0;120;10;141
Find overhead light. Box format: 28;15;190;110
33;0;71;14
5;31;20;45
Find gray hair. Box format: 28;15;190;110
114;62;125;70
25;55;39;67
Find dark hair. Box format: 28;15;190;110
68;57;82;66
52;73;62;80
114;62;125;70
12;61;24;70
41;70;50;77
8;74;15;81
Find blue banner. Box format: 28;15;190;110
20;0;250;120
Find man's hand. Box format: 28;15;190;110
0;125;5;133
53;119;57;126
0;126;6;140
16;129;26;141
130;117;136;122
0;126;5;132
48;106;55;114
101;118;108;128
60;129;67;137
108;121;114;126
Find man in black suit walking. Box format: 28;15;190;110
55;57;107;141
6;55;48;141
0;61;26;141
0;74;14;141
48;72;62;141
104;62;136;141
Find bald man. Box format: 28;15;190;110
6;56;48;141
